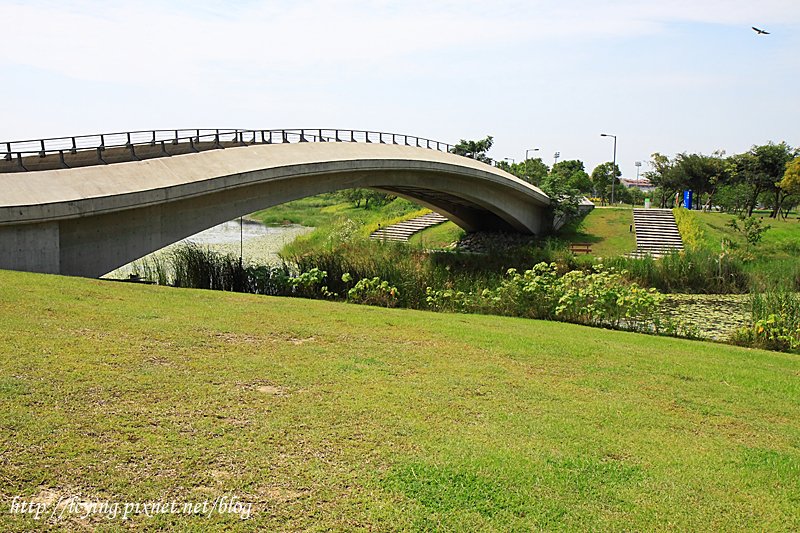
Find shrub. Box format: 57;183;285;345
673;208;705;251
606;249;749;294
731;291;800;352
344;275;400;307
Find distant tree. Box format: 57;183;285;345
777;158;800;219
341;188;393;209
732;142;796;217
539;173;583;231
362;190;393;209
450;136;494;164
591;162;621;205
551;160;592;194
496;157;550;185
715;183;752;214
342;188;365;208
644;153;680;208
671;151;729;210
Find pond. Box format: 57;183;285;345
660;294;750;340
103;219;312;280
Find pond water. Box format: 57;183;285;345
103;219;312;279
660;294;750;340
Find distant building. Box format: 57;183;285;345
620;177;655;192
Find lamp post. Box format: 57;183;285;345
504;157;515;165
553;151;560;165
525;148;539;161
635;161;642;180
600;133;617;204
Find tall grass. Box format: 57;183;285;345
672;208;705;251
605;249;749;294
731;291;800;352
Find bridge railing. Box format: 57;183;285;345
0;129;455;172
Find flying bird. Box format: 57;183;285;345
752;26;770;35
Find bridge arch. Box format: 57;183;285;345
0;134;549;277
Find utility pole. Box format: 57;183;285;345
601;134;617;204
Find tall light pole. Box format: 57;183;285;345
554;151;560;165
525;148;539;161
601;133;617;204
504;157;515;165
635;161;642;181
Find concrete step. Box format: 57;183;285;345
631;208;683;256
369;212;448;242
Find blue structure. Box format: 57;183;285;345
683;190;693;210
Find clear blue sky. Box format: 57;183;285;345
1;0;798;177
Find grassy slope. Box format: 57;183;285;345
1;270;798;530
252;195;427;256
408;221;465;248
692;211;800;253
685;210;800;288
250;194;359;228
559;207;637;257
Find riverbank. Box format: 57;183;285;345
104;219;312;280
2;268;798;530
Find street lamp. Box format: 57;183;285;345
600;133;617;204
525;148;539;161
504;157;515;165
554;151;560;165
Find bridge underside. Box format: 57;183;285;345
0;143;550;277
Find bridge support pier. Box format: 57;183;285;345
0;222;60;274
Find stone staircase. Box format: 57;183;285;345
370;212;448;242
631;208;684;257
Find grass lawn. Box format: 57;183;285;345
252;194;427;256
409;221;465;248
559;207;637;257
1;270;798;530
686;210;800;288
250;194;360;228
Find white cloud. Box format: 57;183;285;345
2;0;797;87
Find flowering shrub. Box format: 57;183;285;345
425;287;477;313
425;262;686;335
731;291;800;352
344;275;399;307
288;268;334;298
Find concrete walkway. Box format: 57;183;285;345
370;212;448;242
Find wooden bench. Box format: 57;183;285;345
569;242;593;254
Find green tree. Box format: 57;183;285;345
551;160;592;194
777;158;800;219
450;136;494;164
539;174;583;231
644;153;681;208
591;162;621;205
496;157;550;186
731;142;796;217
671;151;729;210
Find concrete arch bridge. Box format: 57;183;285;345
0;128;550;277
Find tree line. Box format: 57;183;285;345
452;136;800;219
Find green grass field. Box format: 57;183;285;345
409;221;465;248
559;207;637;257
1;270;798;530
684;210;800;289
